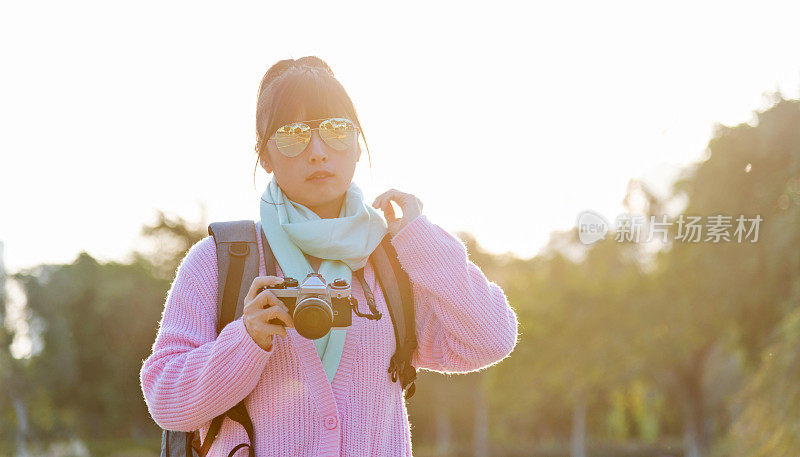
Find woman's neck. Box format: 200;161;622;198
308;192;346;219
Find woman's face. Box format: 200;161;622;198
261;111;361;211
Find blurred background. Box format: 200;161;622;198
2;1;800;456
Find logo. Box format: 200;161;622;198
577;210;609;245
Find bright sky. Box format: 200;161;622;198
1;1;799;275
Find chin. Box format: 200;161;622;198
303;182;344;200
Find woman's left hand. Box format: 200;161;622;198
372;189;424;237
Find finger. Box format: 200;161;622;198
254;306;294;328
372;189;401;207
246;277;283;304
253;288;289;312
245;276;285;303
387;189;408;202
380;200;397;222
266;305;295;328
265;323;288;338
250;321;287;340
372;190;390;204
381;191;410;210
372;192;389;208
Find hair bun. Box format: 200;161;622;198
259;56;335;93
261;59;295;88
293;56;335;77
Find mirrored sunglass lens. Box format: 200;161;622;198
319;118;357;150
275;123;311;157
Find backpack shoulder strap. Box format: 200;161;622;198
260;228;278;277
207;220;261;333
369;233;418;399
192;220;260;457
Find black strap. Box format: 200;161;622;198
352;269;375;305
351;269;383;320
195;391;255;457
369;234;418;399
226;401;256;457
226;443;250;457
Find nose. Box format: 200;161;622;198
306;131;328;164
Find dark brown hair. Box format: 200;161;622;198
253;56;372;188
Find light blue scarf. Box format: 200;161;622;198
259;177;388;382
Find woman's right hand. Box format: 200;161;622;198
243;276;295;351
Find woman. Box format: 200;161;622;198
140;56;519;457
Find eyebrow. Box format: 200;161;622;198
285;117;350;125
268;117;357;139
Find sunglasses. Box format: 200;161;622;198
267;117;360;158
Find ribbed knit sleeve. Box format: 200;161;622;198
140;237;274;432
389;215;519;373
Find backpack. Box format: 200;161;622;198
160;220;418;457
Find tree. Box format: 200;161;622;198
6;208;209;445
129;207;209;281
725;306;800;457
13;253;169;439
637;95;800;456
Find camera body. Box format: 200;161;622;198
260;273;354;340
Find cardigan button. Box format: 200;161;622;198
324;415;338;430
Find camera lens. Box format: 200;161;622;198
294;297;333;339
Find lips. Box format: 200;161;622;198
307;171;335;180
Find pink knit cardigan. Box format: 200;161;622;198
140;214;519;457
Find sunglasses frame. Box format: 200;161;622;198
267;117;361;157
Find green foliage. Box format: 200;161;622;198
12;254;169;439
129;208;209;281
1;210;206;443
722;306;800;457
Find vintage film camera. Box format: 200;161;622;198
259;272;381;339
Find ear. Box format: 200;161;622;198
356;143;362;163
